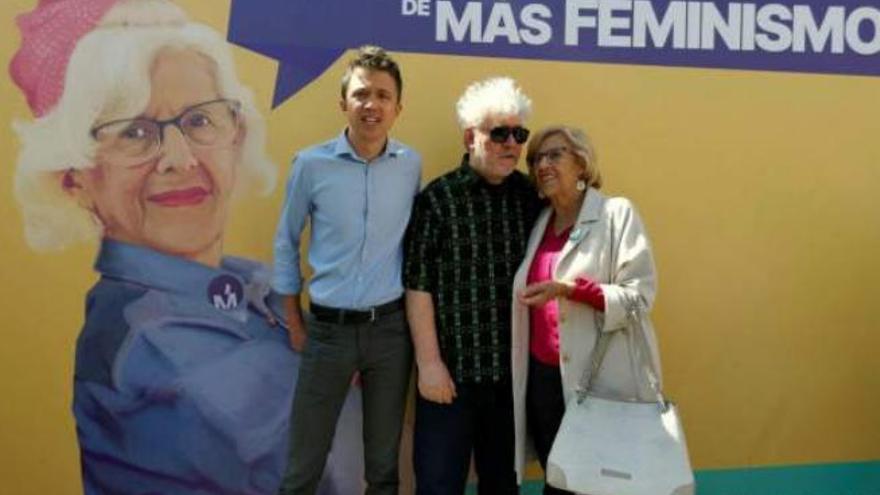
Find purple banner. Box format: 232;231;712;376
227;0;880;107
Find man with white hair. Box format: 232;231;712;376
404;77;542;494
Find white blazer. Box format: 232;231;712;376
510;187;662;483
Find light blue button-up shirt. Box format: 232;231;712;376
272;131;421;309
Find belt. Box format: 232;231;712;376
310;298;404;325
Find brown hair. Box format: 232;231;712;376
340;45;403;101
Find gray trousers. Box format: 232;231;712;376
280;308;413;495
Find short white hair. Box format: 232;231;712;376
455;76;532;130
13;0;276;251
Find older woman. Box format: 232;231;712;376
10;0;361;493
510;126;662;494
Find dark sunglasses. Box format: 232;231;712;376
488;125;530;144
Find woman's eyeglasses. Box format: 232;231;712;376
529;146;570;167
90;98;241;166
488;125;530;144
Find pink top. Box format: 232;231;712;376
527;220;606;367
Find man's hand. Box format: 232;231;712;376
283;294;307;352
407;289;457;404
288;324;307;352
417;359;457;404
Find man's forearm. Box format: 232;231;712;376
406;289;457;402
406;289;442;365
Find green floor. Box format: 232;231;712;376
465;460;880;494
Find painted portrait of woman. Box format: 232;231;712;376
9;0;363;493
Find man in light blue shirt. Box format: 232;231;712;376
273;46;421;495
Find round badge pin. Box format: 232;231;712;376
207;275;244;310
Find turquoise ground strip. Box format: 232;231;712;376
694;460;880;495
464;460;880;494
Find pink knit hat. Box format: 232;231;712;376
9;0;120;117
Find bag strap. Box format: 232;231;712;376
575;293;667;410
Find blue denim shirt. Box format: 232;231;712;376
73;239;363;494
272;131;421;308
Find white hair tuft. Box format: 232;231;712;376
455;76;532;129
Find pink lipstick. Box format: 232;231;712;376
148;187;210;207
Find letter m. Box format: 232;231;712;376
213;284;239;310
437;1;483;42
793;5;845;53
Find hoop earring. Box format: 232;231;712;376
576;179;587;192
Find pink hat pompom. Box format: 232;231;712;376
9;0;120;117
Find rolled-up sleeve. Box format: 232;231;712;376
403;192;437;292
272;156;311;295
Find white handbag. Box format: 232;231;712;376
545;295;695;495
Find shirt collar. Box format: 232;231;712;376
333;129;403;162
457;153;531;191
94;239;260;317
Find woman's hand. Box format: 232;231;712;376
517;281;572;307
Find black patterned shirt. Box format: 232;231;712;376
404;155;542;384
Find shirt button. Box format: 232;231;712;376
559;311;567;323
561;353;571;363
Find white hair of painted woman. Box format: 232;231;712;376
13;0;275;251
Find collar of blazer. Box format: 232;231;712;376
555;187;605;268
520;187;607;284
